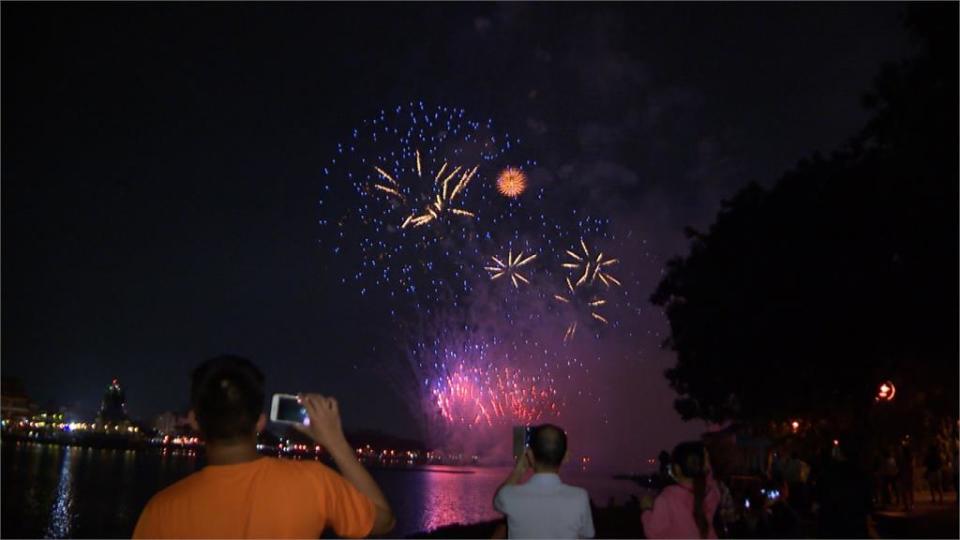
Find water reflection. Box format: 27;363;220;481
2;443;203;538
2;443;644;538
115;449;138;527
421;467;501;531
45;446;76;538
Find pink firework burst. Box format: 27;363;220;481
432;364;559;428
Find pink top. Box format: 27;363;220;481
641;481;720;539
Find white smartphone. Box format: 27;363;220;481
269;393;310;426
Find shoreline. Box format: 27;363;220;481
407;501;647;539
407;493;960;539
0;436;486;472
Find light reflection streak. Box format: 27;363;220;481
45;447;76;538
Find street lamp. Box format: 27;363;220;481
876;381;896;402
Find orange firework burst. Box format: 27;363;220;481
496;167;527;198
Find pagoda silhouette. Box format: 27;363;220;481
96;378;129;425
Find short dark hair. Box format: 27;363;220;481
530;424;567;468
190;355;265;442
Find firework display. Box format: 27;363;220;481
432;364;559;427
496;167;528;198
321;103;635;449
485;248;537;288
554;276;610;342
552;238;622;341
562;238;622;288
320;102;541;308
372;150;480;229
406;327;564;440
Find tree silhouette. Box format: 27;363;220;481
651;4;958;429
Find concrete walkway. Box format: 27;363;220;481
873;491;958;539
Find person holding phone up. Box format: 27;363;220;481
493;424;595;539
133;355;395;538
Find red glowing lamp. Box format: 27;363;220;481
876;381;896;402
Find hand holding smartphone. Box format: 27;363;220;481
512;425;533;461
272;392;348;452
269;393;310;426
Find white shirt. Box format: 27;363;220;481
494;473;595;539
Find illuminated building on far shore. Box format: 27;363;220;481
153;411;190;436
94;378;135;433
1;376;33;421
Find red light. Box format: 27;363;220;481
876;380;896;402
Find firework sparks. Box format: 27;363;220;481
554;275;610;342
432;363;559;428
562;238;622;288
320;103;539;306
496;167;528;198
321;103;642;459
485;248;537;288
371;153;480;229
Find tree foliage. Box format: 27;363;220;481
651;4;958;426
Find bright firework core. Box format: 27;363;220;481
407;326;565;458
496;167;528;198
432;364;559;428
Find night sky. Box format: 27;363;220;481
3;3;914;466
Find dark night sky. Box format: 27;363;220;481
2;3;914;458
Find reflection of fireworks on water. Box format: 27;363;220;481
432;363;559;427
496;167;527;198
485;248;537;288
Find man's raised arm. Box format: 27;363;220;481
297;394;396;536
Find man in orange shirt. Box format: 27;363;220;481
133;355;395;538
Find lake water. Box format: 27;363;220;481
2;441;645;538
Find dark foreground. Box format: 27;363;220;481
872;493;959;539
410;504;643;539
5;440;955;538
2;441;640;538
411;492;959;539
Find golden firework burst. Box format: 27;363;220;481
372;149;478;229
496;167;527;198
561;238;622;288
553;276;609;342
485;248;537;288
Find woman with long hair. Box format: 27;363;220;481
641;441;720;539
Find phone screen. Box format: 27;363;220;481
274;395;309;425
512;425;530;460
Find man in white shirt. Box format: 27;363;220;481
493;424;595;539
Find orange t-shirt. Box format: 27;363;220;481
133;457;375;539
